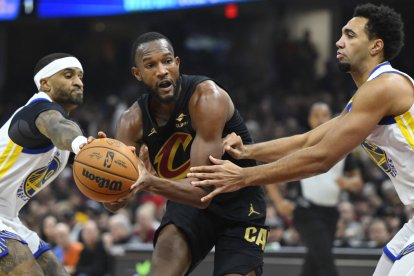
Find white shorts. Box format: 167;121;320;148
0;216;50;258
385;216;414;261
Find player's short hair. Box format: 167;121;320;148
34;53;74;76
354;3;404;61
130;32;175;66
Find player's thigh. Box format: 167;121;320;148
152;224;192;273
0;239;44;276
36;250;69;276
214;222;268;276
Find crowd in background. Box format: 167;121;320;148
1;4;414;274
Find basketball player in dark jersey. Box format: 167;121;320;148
109;32;268;276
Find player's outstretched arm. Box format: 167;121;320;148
224;116;339;163
36;109;85;152
190;78;402;201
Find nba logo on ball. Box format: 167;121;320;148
104;151;115;168
73;138;140;202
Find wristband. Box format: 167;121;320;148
71;136;87;154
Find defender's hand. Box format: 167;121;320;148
223;132;246;159
188;155;246;202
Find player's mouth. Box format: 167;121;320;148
336;51;345;59
72;89;83;95
158;79;173;93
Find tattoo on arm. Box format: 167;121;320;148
0;239;44;275
36;110;83;151
37;250;69;276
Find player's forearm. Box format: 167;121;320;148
244;134;307;163
146;176;210;209
48;119;84;151
37;110;84;151
243;147;332;187
244;118;337;163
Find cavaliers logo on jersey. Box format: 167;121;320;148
21;156;61;199
361;140;397;177
154;132;193;180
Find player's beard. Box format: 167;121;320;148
144;76;181;104
338;62;351;72
55;88;83;106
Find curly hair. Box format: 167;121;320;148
353;3;404;61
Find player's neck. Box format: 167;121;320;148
350;59;385;88
150;99;176;127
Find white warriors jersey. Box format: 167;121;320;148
346;62;414;206
0;92;70;218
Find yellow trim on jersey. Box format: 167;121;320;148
395;112;414;151
0;140;23;178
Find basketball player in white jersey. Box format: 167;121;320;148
0;53;90;275
188;3;414;275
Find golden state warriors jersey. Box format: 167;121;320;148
0;92;70;218
347;62;414;205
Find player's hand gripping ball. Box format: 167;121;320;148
73;138;139;202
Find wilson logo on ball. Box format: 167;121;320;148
81;168;122;191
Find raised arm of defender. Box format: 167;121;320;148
189;74;413;202
223;116;339;163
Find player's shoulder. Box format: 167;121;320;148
119;102;142;125
368;72;413;94
193;79;229;102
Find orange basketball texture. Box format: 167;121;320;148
73;138;139;202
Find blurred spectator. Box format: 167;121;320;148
102;213;137;251
74;220;109;276
366;218;392;248
54;223;84;274
336;201;365;247
40;214;58;247
133;202;160;244
265;215;285;251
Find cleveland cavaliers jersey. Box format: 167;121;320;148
138;74;266;221
346;62;414;205
0;92;70;218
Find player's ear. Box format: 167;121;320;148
40;78;51;92
131;66;142;82
370;38;384;57
175;56;180;68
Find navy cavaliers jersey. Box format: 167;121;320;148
138;74;266;221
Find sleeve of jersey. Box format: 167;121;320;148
8;100;68;149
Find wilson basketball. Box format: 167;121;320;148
73;138;139;202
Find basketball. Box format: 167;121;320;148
73;138;139;202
